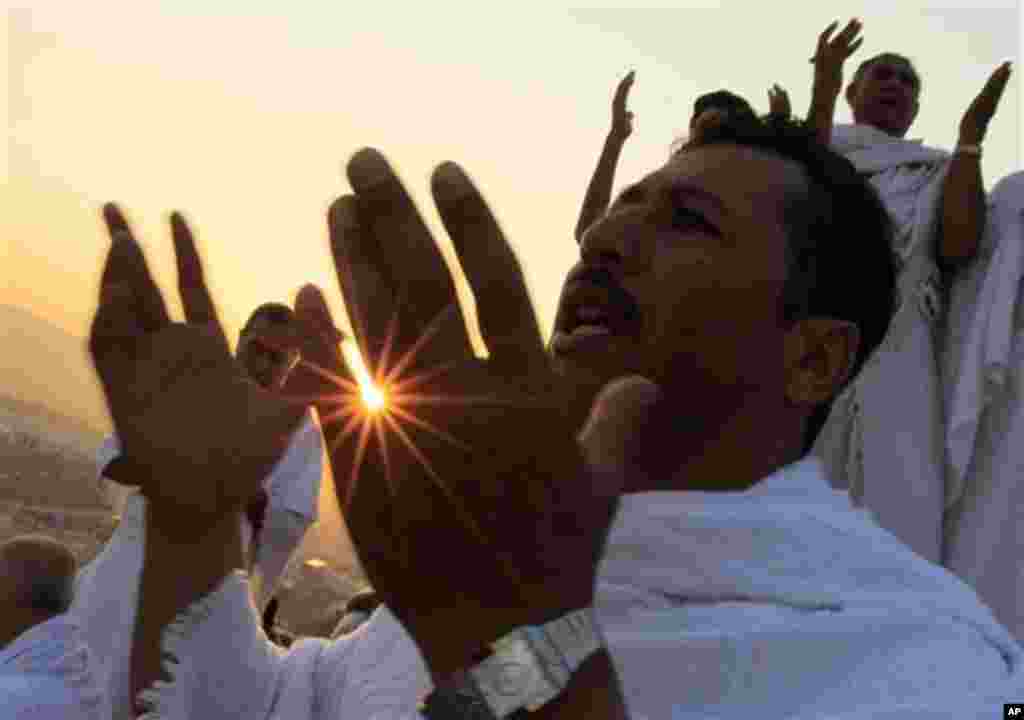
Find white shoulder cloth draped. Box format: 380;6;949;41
134;458;1024;719
941;169;1024;645
0;614;112;719
820;124;1024;643
814;123;951;565
75;407;325;720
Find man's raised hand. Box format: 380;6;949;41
768;84;792;120
611;70;636;142
959;61;1013;146
326;149;655;679
89;204;305;535
810;19;864;100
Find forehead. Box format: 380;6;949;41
865;57;919;83
655;143;805;226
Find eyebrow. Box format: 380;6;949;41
615;180;730;218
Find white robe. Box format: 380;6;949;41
75;408;325;720
813;123;951;564
0;614;112;720
135;457;1024;719
818;124;1024;642
942;171;1024;643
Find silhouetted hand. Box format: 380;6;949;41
610;71;636;143
810;19;864;99
326;149;660;678
768;84;792;119
88;205;305;536
959;61;1013;146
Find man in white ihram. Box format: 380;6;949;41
86;112;1024;718
791;18;1023;643
74;302;326;720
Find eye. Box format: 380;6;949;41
672;206;719;236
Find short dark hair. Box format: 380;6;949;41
680;115;898;453
242;303;294;335
1;536;77;617
851;53;922;94
692;90;756;122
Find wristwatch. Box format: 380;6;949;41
419;608;601;719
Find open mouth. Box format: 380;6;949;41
551;271;642;355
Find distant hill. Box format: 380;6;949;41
0;304;110;435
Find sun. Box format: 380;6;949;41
341;339;387;414
360;382;387;413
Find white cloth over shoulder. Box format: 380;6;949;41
943;171;1024;504
597;457;1023;719
136;572;431;720
815;123;951;564
942;172;1024;643
0;614;112;720
80;408;325;720
137;457;1023;719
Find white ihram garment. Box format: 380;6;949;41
75;408;325;720
135;457;1024;719
813;123;951;564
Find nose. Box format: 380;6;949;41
578;205;652;273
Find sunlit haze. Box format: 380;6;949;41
6;2;1021;382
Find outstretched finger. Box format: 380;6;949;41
817;20;839;54
846;37;864;57
984;61;1013;99
837;18;861;44
346;149;472;366
170;212;228;353
614;71;635;105
328;194;400;377
431;162;548;375
97;204;170;335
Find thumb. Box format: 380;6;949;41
578;376;662;491
295;284;341;338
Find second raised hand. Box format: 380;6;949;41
810;18;864;98
324;148;636;679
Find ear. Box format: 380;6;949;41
845;81;857;112
782;317;861;408
908;97;920;127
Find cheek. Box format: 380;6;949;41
645;265;786;389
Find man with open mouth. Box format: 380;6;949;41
93;112;1023;718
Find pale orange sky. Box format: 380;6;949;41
6;2;1021;354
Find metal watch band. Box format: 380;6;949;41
420;669;496;720
420;607;602;719
540;607;601;676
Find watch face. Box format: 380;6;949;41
491;660;532;697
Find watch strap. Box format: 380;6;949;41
420;608;602;719
540;607;601;676
420;669;495;720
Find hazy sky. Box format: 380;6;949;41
6;1;1021;355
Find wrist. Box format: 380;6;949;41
606;131;628;147
421;607;606;719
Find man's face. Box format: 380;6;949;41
237;316;300;390
847;58;920;137
552;143;799;433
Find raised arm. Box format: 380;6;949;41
938;62;1013;271
576;72;635;243
89;205;307;715
805;19;863;145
